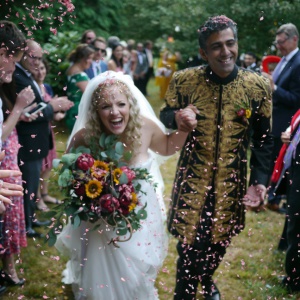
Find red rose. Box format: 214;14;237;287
236;108;245;117
76;154;95;171
100;194;120;213
119;206;130;216
74;184;86;197
119;193;132;207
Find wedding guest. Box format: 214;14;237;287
271;109;300;292
0;20;34;293
155;48;181;99
80;29;96;44
144;40;154;95
14;40;73;238
33;59;64;211
133;42;148;95
107;43;124;73
85;37;108;79
65;44;94;131
264;23;300;215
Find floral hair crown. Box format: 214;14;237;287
198;15;237;33
92;79;130;103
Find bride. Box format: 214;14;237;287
55;71;195;299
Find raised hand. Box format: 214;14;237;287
16;86;35;109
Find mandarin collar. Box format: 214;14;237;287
205;64;238;85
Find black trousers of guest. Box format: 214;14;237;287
173;191;230;300
19;158;43;230
268;136;285;205
134;77;147;96
285;164;300;288
145;66;154;94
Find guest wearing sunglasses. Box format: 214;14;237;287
85;37;108;79
80;29;96;45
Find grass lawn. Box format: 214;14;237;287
2;78;299;299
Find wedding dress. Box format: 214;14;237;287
55;71;169;299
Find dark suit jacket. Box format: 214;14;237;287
85;61;108;79
273;50;300;137
134;52;148;76
14;65;54;162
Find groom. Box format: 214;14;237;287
160;15;273;300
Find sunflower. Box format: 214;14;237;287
91;160;109;179
85;180;103;199
113;168;123;184
129;193;138;211
93;160;109;171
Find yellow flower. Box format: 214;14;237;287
113;168;123;184
85;180;103;199
93;160;109;171
131;193;138;204
129;193;138;211
245;109;251;119
91;160;109;179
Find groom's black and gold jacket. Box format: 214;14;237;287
160;65;273;245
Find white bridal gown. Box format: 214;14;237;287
55;157;168;300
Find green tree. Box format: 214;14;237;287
120;0;300;65
0;0;125;43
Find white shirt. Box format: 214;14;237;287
91;60;101;77
145;48;153;67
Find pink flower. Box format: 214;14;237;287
59;0;75;12
120;166;136;182
50;27;57;35
76;154;95;171
100;194;120;213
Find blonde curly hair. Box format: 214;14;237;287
84;79;142;154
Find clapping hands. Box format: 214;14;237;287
50;96;74;112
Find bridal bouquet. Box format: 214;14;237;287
46;134;153;247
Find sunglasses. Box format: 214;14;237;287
94;47;106;54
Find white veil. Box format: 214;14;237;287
68;71;168;220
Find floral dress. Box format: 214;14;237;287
1;129;27;255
